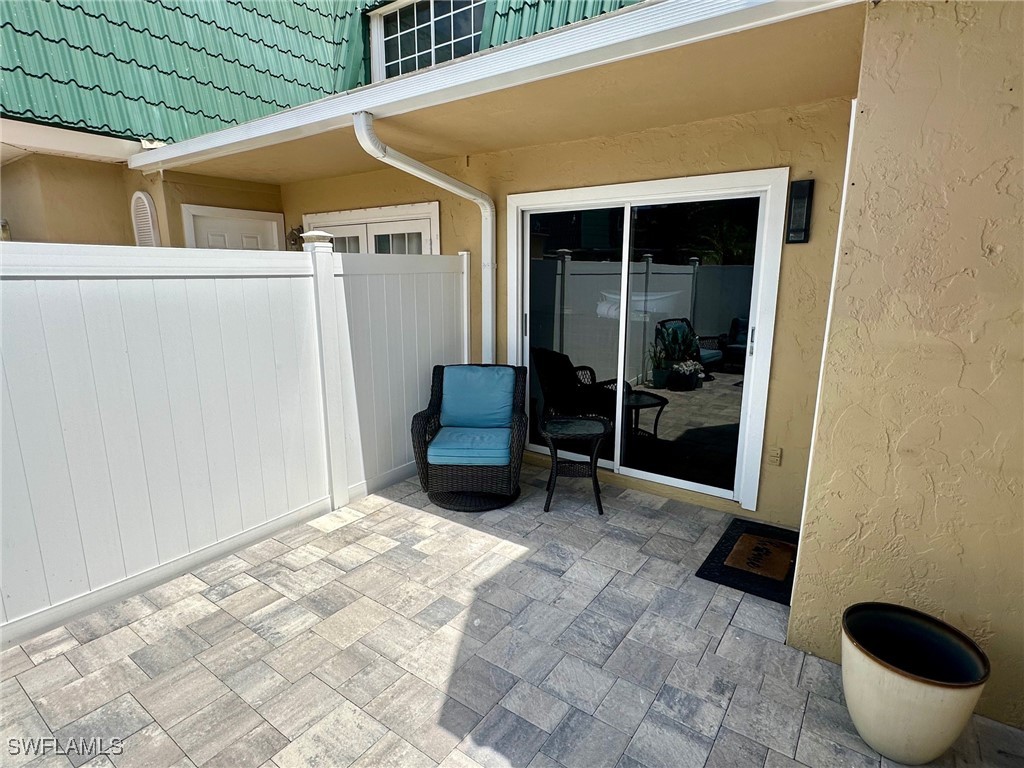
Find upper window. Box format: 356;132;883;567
370;0;486;81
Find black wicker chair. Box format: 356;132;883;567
411;364;527;512
530;347;617;422
655;317;724;372
721;317;749;372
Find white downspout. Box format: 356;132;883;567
352;111;496;363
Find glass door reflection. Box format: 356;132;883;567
619;199;759;490
527;207;623;459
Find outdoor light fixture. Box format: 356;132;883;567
287;226;305;250
786;179;814;243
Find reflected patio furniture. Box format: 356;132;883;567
412;364;527;512
624;388;668;439
721;316;749;371
655;317;724;371
530;347;617;422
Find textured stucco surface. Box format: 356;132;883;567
1;154;131;245
283;97;853;529
789;1;1024;727
0;155;283;248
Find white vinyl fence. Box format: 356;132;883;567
0;237;468;640
334;253;468;496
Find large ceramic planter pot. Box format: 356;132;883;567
841;602;990;765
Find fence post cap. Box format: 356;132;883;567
301;230;333;244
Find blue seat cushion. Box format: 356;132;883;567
699;349;723;366
427;427;511;466
440;366;514;428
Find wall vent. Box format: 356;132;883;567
131;191;161;247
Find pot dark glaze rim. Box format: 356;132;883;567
842;602;991;689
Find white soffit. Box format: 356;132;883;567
130;0;858;173
0;118;142;163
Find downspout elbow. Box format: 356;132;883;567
352;111;388;160
352;110;497;363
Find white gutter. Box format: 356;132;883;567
352;112;496;363
129;0;858;173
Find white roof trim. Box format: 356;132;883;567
1;118;141;163
130;0;857;173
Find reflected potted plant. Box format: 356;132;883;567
660;326;700;369
668;359;704;391
648;342;670;389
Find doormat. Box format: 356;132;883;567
695;518;798;605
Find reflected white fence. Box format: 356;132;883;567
531;256;753;384
0;239;468;640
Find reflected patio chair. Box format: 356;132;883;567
655;317;724;372
529;347;618;423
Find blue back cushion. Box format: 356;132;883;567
440;366;514;428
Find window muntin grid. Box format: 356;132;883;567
332;235;361;253
380;0;486;79
373;231;423;254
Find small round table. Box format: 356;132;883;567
624;390;669;439
540;417;612;515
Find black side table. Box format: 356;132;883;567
624;389;669;438
540;416;612;515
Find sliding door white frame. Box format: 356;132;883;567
506;168;789;511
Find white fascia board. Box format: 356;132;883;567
130;0;858;172
1;118;142;163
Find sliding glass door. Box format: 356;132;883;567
513;171;788;509
620;199;759;491
526;207;623;459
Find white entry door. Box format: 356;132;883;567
182;205;285;250
304;202;440;255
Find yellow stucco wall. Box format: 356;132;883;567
283;97;854;528
1;154;132;244
789;1;1023;727
119;169;283;248
0;156;283;248
156;171;283;248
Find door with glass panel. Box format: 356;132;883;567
317;219;433;255
367;219;431;255
518;171;786;508
323;224;365;254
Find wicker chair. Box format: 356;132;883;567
530;347;617;422
721;317;749;371
654;317;724;371
411;364;527;512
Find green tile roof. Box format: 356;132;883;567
484;0;640;47
1;0;369;143
1;0;641;144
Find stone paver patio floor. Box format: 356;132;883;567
2;468;1021;768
